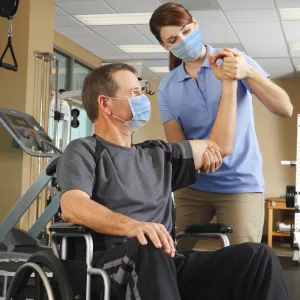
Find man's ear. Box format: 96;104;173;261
98;95;112;115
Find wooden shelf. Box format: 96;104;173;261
272;231;291;237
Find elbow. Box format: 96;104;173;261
222;146;233;157
60;198;75;224
274;103;293;118
274;92;293;118
282;103;293;118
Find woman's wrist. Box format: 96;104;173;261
222;80;238;88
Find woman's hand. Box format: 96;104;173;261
208;50;236;82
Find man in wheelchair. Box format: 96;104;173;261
57;62;291;300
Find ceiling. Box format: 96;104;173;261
55;0;300;79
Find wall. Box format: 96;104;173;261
254;79;300;199
254;78;300;234
132;79;166;143
0;0;55;223
54;32;102;68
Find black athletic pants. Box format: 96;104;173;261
92;238;291;300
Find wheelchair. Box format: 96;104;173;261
4;220;232;300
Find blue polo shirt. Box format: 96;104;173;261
158;45;269;193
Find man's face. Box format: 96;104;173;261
110;70;143;121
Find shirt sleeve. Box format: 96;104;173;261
238;50;270;93
56;138;96;197
158;89;175;124
152;140;196;191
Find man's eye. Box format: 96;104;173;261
183;29;190;35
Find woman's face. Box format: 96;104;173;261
159;20;198;50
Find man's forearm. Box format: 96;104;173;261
61;194;136;236
209;80;238;156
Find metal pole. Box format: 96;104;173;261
53;58;60;149
36;56;46;221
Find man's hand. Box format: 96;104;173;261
221;48;251;80
208;50;235;81
126;220;176;257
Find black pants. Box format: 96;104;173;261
92;238;291;300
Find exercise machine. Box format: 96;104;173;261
0;108;61;259
281;114;300;263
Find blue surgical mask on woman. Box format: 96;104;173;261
109;94;151;131
169;28;203;61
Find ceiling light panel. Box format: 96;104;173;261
74;13;152;25
148;67;169;73
117;45;167;53
280;8;300;20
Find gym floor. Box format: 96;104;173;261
193;238;293;257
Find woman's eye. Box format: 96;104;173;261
183;29;190;35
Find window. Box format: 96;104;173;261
73;61;92;90
51;50;70;91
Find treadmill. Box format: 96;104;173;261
0;108;62;259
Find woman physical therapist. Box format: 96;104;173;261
149;2;293;248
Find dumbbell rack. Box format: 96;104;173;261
281;114;300;263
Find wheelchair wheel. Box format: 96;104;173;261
5;251;73;300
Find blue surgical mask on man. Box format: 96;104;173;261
109;94;151;131
169;28;203;61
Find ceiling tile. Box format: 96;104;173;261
91;25;152;45
55;26;96;37
156;73;168;78
223;9;278;22
86;43;131;60
128;53;169;59
208;43;246;52
190;10;227;23
56;0;82;1
55;6;67;15
290;50;300;57
140;66;160;79
56;0;115;15
230;22;289;57
55;15;82;27
140;60;169;67
292;57;300;65
254;58;294;77
134;25;159;44
71;35;106;46
104;0;161;13
218;0;274;10
161;0;220;10
275;0;300;8
200;23;239;43
282;21;300;41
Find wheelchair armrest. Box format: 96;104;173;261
49;222;91;234
184;223;233;234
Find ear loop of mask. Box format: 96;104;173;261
107;96;132;124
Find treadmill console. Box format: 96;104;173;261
0;108;54;154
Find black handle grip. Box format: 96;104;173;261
1;63;18;71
